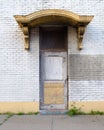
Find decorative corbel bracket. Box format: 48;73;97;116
22;25;29;50
77;25;86;50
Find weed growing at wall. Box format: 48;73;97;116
67;104;85;116
89;110;104;115
67;103;104;116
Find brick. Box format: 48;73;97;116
0;0;104;103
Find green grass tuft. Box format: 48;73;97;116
89;110;104;115
17;112;25;115
28;112;39;115
67;106;85;116
34;112;39;115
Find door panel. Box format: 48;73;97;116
44;56;63;80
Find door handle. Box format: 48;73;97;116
65;77;68;83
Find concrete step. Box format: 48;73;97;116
40;110;68;115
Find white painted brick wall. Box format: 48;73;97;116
0;26;39;101
0;0;104;102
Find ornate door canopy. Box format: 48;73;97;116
14;9;94;50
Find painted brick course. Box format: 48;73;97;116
0;0;104;103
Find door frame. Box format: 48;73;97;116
39;25;68;110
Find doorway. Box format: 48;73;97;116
39;26;68;110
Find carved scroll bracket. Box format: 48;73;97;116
22;25;29;50
77;25;86;50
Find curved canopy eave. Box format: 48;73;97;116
14;9;94;27
14;9;94;50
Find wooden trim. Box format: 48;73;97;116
14;9;94;50
14;9;94;27
22;25;29;50
77;25;86;50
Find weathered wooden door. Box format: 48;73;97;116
40;27;68;110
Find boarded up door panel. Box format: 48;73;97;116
44;82;64;104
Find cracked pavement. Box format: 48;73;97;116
0;115;104;130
